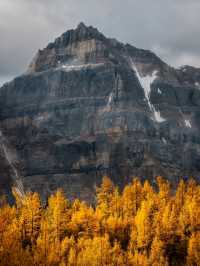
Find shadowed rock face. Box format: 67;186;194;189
1;22;200;201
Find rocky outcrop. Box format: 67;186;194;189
1;22;200;202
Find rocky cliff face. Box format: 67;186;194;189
1;23;200;201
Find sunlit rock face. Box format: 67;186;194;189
1;22;200;202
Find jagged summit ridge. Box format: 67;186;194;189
27;23;200;86
27;22;165;76
27;23;108;73
50;22;106;48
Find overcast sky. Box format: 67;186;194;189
0;0;200;86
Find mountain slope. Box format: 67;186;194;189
1;22;200;201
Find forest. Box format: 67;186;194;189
0;176;200;266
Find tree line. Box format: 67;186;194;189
0;176;200;265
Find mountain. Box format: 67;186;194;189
1;22;200;201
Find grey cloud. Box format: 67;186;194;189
0;0;200;84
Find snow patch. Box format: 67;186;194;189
158;88;162;94
195;82;199;87
162;137;167;144
130;58;165;123
107;92;114;107
36;115;46;122
61;63;104;72
185;119;192;128
34;113;50;126
154;110;165;123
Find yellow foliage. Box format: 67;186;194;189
0;177;199;265
187;232;200;265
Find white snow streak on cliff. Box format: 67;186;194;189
130;59;165;123
154;110;165;123
107;92;114;107
61;63;104;72
185;119;192;128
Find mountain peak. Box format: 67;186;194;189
27;23;169;76
27;23;107;73
2;23;200;203
74;22;105;41
77;22;87;30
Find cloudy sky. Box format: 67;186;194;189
0;0;200;86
